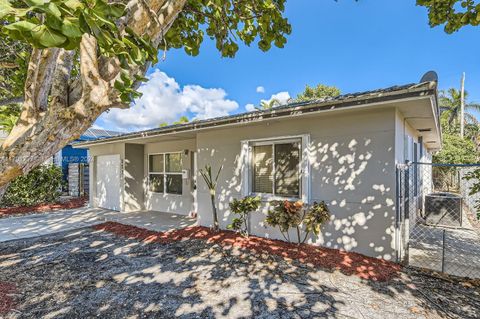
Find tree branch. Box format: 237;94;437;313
0;62;18;69
0;97;24;106
50;49;74;110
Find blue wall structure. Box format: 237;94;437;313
57;128;121;182
59;145;89;182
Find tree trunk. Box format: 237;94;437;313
210;191;219;231
0;0;187;202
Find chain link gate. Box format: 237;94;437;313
397;162;480;278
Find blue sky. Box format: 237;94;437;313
96;0;480;132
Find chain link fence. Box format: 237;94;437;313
397;162;480;279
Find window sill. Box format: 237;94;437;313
148;191;184;196
250;193;302;203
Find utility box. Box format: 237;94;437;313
424;192;463;227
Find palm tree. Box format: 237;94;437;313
440;88;480;127
256;98;280;110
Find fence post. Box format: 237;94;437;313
441;229;446;273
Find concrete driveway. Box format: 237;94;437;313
0;208;196;242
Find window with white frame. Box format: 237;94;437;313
251;139;301;197
148;153;183;195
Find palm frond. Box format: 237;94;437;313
466;103;480;112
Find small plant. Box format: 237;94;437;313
265;200;304;243
463;169;480;220
303;201;331;241
199;164;223;231
227;196;261;236
265;200;330;244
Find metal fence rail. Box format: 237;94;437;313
397;162;480;279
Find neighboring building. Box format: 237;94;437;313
55;128;121;195
74;73;441;261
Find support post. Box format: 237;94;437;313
460;72;465;138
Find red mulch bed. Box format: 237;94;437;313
0;197;87;218
0;282;16;315
93;222;401;282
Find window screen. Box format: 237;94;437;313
253;145;273;193
274;142;300;197
251;140;300;196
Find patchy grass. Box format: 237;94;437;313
93;222;401;282
0;197;87;218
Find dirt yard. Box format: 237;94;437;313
0;225;479;319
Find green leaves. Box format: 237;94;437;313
417;0;480;33
61;18;82;38
295;84;341;103
0;165;63;208
433;133;478;164
1;0;292;104
266;200;330;243
1;0;157;103
32;25;67;47
0;0;125;49
228;196;261;236
199;164;223;191
304;201;330;236
4;21;37;32
165;0;291;58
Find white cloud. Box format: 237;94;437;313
261;91;291;106
245;103;256;112
244;91;291;113
97;70;239;131
256;86;265;93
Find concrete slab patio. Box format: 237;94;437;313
0;207;196;242
408;224;480;278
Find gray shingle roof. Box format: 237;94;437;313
75;80;438;147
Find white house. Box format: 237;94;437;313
74;72;441;261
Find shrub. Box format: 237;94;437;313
227;196;261;236
199;164;223;231
463;169;480;220
265;200;330;244
1;165;63;207
304;201;331;237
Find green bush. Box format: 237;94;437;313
1;165;63;207
463;169;480;220
227;196;261;236
266;200;330;244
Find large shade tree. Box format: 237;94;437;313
0;0;292;196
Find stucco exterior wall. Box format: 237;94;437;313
124;144;145;212
88;143;125;209
196;108;398;260
144;139;196;215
